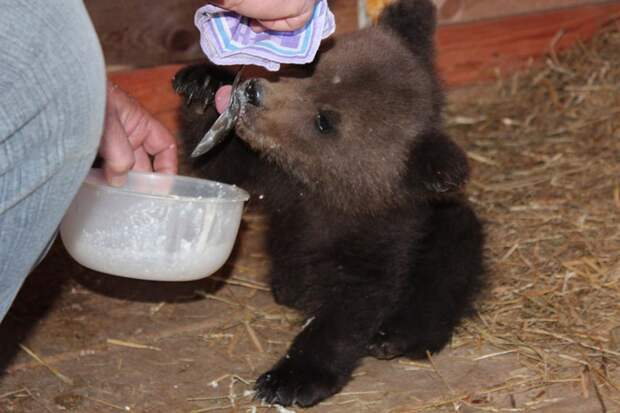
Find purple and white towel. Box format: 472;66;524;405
195;0;336;71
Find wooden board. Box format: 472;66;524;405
108;2;620;134
362;0;608;25
331;0;359;35
85;0;205;69
437;0;608;23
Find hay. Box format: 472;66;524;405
106;338;162;352
18;344;74;386
82;396;131;412
444;23;620;409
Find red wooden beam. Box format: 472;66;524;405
437;1;620;86
109;64;184;134
109;2;620;134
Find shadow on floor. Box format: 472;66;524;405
0;220;250;374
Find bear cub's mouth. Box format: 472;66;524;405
235;79;278;152
190;77;265;158
236;79;262;128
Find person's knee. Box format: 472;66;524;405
0;1;106;323
43;0;107;159
1;0;106;164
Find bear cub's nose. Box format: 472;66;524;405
244;79;262;107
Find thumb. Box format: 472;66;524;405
215;85;233;114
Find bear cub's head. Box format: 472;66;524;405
234;0;469;214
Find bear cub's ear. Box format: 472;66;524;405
408;131;470;195
378;0;437;62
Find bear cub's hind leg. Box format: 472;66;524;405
367;201;484;360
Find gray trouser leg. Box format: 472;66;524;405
0;0;106;322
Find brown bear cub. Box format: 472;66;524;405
174;0;484;407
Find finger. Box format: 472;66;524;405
212;0;314;23
133;147;153;173
129;120;178;175
144;130;178;175
100;105;135;187
152;143;178;175
215;85;233;114
107;83;178;175
118;110;178;176
257;10;314;31
249;19;266;33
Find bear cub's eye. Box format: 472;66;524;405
315;110;338;135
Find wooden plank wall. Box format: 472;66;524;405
86;0;611;68
436;0;607;22
361;0;607;25
84;0;205;69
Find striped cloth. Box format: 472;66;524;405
195;0;336;71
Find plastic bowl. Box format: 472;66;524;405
60;169;250;281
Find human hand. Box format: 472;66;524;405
210;0;318;113
214;85;234;114
100;81;178;187
211;0;317;31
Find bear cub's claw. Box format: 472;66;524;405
367;329;408;360
173;64;230;111
254;357;340;407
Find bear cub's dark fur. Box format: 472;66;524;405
174;0;484;407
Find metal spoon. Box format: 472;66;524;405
191;67;245;158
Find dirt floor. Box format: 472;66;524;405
2;26;620;413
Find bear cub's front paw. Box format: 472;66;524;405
173;64;232;111
255;356;340;407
